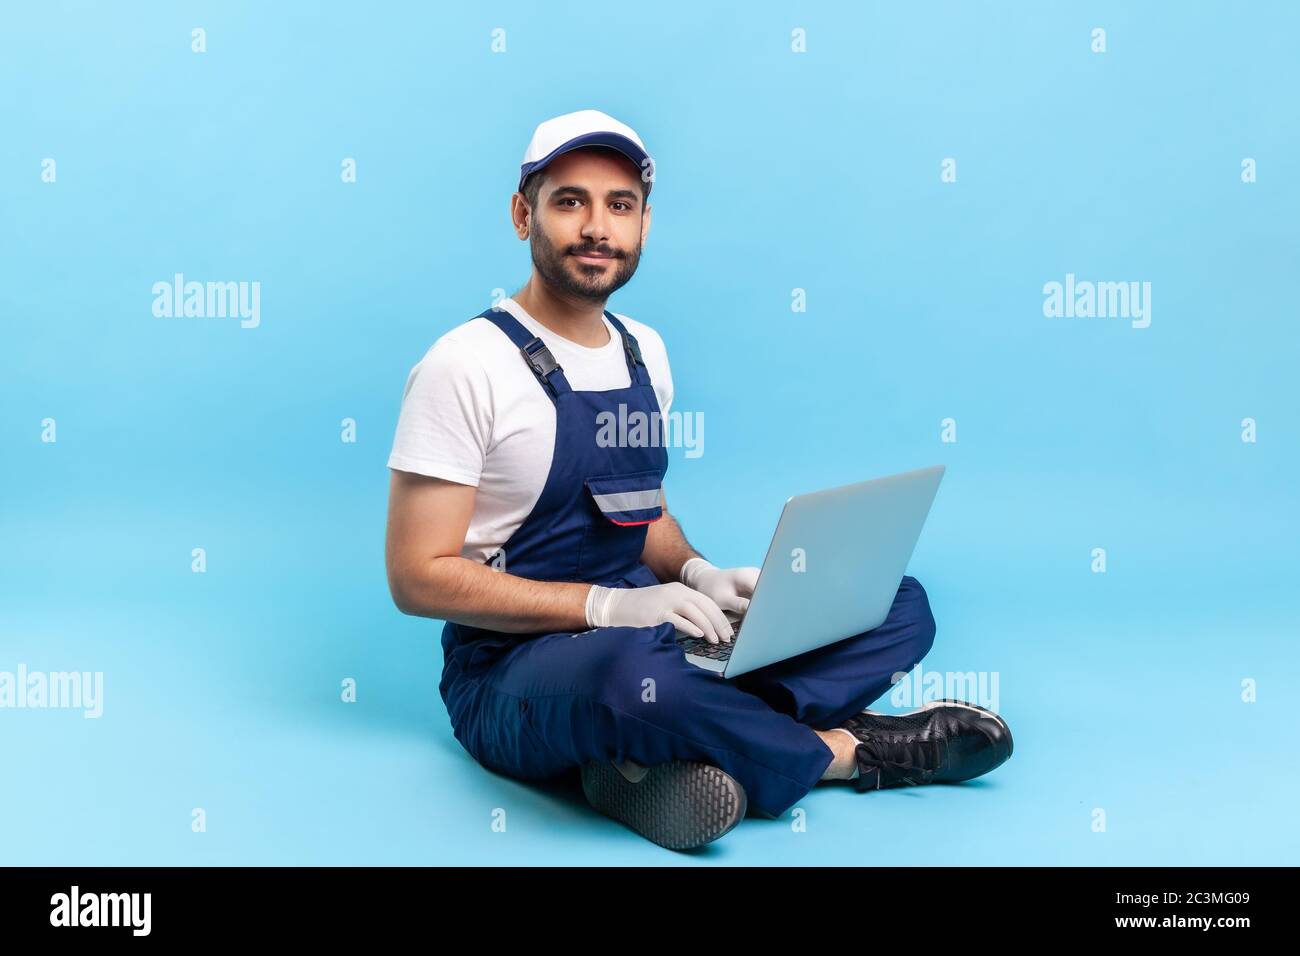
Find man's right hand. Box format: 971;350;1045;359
586;582;735;644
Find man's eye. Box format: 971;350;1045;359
558;198;581;207
612;202;630;211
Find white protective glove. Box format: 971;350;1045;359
585;581;734;644
679;557;761;618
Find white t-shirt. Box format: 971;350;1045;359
387;296;674;563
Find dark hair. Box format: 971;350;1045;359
520;147;650;210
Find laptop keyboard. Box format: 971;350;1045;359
676;619;743;662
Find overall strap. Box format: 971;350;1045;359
603;312;652;387
480;307;572;401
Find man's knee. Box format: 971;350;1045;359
899;575;937;662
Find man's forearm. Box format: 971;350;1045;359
391;508;702;630
641;509;703;584
392;555;591;633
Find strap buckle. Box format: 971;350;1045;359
520;337;563;387
621;331;645;367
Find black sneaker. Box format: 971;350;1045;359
839;699;1014;791
580;758;747;850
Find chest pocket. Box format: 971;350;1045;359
583;470;665;526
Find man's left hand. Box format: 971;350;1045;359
679;558;761;615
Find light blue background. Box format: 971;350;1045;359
2;1;1296;865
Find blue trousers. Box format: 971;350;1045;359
439;575;937;818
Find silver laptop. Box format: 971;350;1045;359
676;465;945;678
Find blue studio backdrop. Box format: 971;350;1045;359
2;1;1297;864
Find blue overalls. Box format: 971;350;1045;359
438;306;939;818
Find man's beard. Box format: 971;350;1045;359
529;219;641;303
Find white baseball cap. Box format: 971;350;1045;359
518;109;654;197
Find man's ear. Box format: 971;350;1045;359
512;192;530;238
641;201;652;246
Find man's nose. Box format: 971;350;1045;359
580;205;612;241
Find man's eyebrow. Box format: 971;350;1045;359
549;184;641;204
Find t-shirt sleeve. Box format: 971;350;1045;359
387;338;492;486
629;320;673;419
657;350;674;420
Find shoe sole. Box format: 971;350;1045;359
580;759;747;850
862;698;1014;759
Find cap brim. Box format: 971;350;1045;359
519;131;652;195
